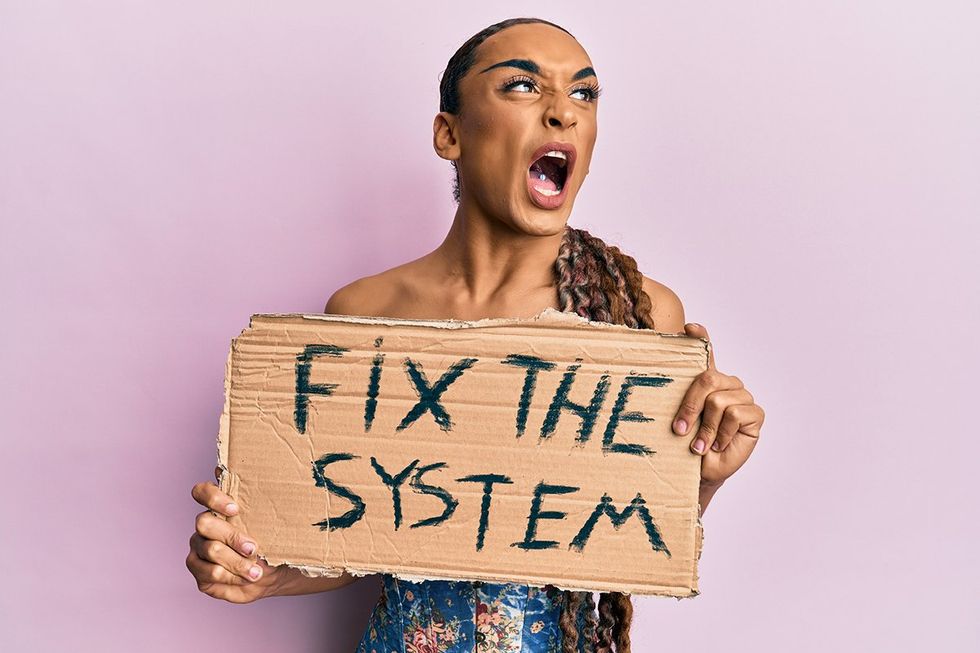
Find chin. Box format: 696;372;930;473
524;200;579;236
506;208;572;238
502;179;577;232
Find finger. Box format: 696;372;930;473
191;481;239;517
672;370;743;437
193;577;251;604
190;532;263;582
684;323;715;369
185;548;254;587
711;402;754;453
718;422;761;471
689;388;749;455
194;510;257;557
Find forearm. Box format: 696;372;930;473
698;480;723;517
269;567;359;597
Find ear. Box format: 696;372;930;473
433;112;461;162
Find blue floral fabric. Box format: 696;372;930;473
355;575;585;653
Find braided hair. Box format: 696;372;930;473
440;18;656;653
552;224;655;653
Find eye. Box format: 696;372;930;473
502;75;538;94
570;83;603;102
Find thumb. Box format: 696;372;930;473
684;322;715;369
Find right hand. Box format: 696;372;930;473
186;466;284;603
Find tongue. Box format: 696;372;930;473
529;161;558;192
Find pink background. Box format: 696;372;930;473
2;1;977;651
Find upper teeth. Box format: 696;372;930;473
544;150;568;166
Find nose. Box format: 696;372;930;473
542;92;577;130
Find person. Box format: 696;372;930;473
186;16;765;653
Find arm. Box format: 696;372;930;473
641;277;765;521
699;480;724;516
270;568;359;597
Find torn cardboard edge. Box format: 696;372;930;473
216;307;708;598
264;561;703;599
242;306;708;339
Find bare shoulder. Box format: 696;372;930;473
324;275;382;317
641;276;686;334
323;259;426;318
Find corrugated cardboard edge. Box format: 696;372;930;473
247;306;704;340
215;345;246;530
217;345;231;474
215;307;709;598
269;564;699;598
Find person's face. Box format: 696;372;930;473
435;23;600;236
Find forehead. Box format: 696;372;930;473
474;23;593;76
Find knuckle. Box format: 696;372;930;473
730;375;743;387
195;511;211;534
698;373;720;391
225;592;247;604
704;393;723;412
726;404;747;421
209;565;225;583
206;540;223;560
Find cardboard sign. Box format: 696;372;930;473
217;309;708;596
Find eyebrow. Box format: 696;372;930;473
478;58;597;81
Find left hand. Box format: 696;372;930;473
672;323;765;488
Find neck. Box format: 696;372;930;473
432;201;566;303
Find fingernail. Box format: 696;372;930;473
249;566;261;579
692;438;705;453
711;441;721;452
673;419;687;435
226;502;238;514
241;541;255;555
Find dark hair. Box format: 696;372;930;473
438;17;574;203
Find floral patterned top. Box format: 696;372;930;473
355;574;590;653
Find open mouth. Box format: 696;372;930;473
528;150;569;196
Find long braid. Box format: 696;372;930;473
577;230;638;328
556;227;614;322
610;592;634;651
554;225;655;652
595;591;616;653
559;590;583;653
608;247;655;330
582;592;599;653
